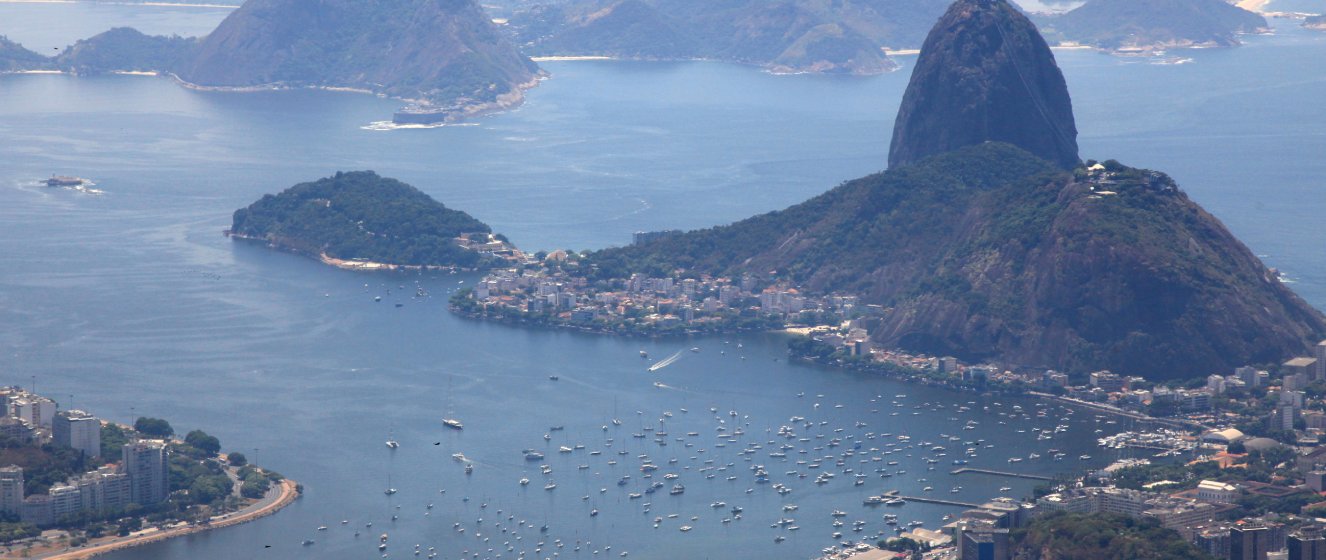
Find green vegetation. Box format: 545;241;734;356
0;414;280;544
1110;447;1326;517
237;466;282;499
54;28;196;74
0;521;38;543
1012;512;1212;560
880;536;923;552
180;0;538;106
231;171;495;269
183;430;221;458
0;35;48;72
1044;0;1267;50
583;143;1326;379
510;0;952;73
134;417;174;438
100;423;130;461
169;450;232;505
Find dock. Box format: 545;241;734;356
949;468;1053;481
882;490;980;508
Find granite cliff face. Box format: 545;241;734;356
177;0;539;106
588;0;1326;379
889;0;1079;170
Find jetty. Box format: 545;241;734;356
949;467;1052;481
882;490;979;508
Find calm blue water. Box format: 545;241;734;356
0;5;1324;560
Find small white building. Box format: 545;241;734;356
1194;480;1239;504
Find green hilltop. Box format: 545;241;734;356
230;171;497;269
1046;0;1268;51
507;0;955;74
588;142;1325;380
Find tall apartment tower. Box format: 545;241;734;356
1290;526;1326;560
1231;525;1270;560
960;528;1011;560
52;410;101;458
0;466;23;515
122;440;169;505
1316;340;1326;381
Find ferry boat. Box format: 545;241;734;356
45;175;85;187
442;418;464;430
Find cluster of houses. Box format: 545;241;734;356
461;266;863;333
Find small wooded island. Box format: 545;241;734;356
229;171;514;271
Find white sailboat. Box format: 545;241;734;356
442;375;463;429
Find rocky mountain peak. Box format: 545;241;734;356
888;0;1080;170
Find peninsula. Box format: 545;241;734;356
1044;0;1269;53
505;0;954;75
0;386;297;559
229;171;513;271
0;0;541;124
454;0;1326;381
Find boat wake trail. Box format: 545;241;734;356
647;350;685;372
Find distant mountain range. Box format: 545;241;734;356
1042;0;1268;51
583;0;1325;379
506;0;954;74
0;0;541;122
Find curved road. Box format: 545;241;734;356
26;479;299;560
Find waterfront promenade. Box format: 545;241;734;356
8;479;300;560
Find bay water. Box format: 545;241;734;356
0;5;1323;559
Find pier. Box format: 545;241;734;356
949;468;1053;481
882;490;980;508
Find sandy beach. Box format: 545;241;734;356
1237;0;1273;13
530;56;616;62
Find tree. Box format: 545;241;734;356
101;424;129;459
1228;441;1247;454
134;417;173;438
882;537;921;552
184;431;220;458
226;452;247;467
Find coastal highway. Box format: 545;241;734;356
21;479;299;560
